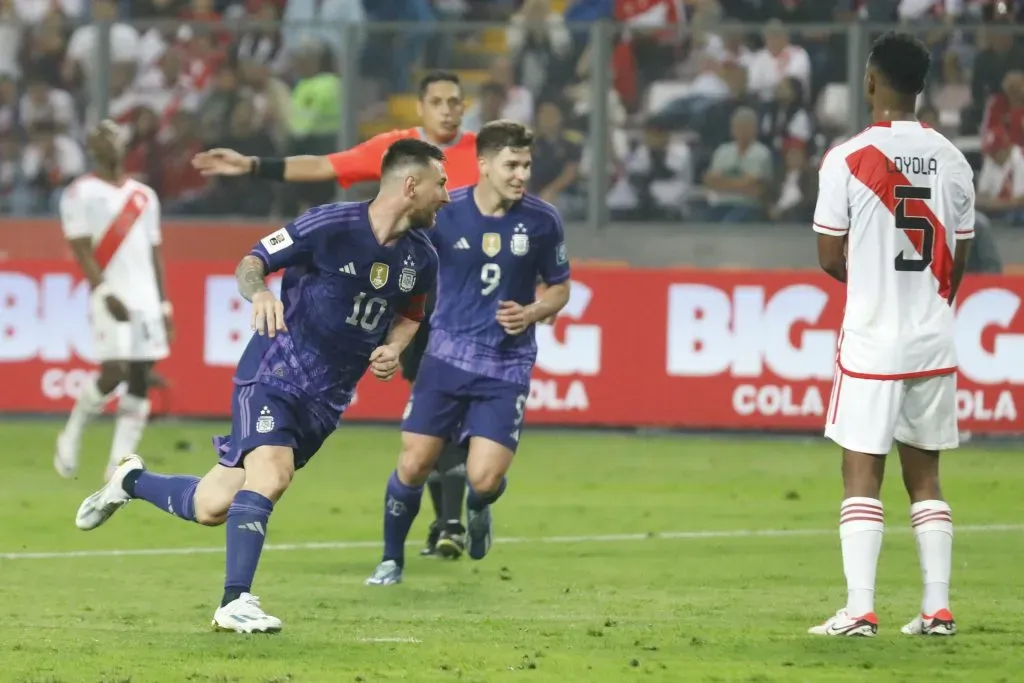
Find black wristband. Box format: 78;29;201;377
252;157;286;181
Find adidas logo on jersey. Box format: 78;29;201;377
339;262;357;275
454;238;470;250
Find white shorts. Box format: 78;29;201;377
824;370;959;454
91;295;169;363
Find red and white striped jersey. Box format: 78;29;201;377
59;174;163;311
813;121;975;379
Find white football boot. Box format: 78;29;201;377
808;609;879;637
75;454;144;530
901;609;957;636
212;593;282;634
364;559;403;586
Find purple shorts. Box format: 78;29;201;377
213;381;336;470
401;355;529;454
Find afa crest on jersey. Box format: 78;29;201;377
370;262;390;289
399;254;416;293
511;223;530;256
482;232;501;257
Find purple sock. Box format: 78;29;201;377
126;472;200;522
382;470;423;568
223;490;273;606
467;477;507;512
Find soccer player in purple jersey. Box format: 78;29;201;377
366;120;572;586
72;139;447;633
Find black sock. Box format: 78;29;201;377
426;473;443;523
440;447;468;530
222;586;246;607
122;469;143;497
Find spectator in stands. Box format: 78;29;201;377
12;0;84;24
20;118;84;213
0;75;16;134
63;0;141;88
982;69;1024;147
758;76;812;158
234;0;289;76
608;122;693;221
699;106;772;223
485;56;535;126
462;81;507;134
197;63;241;145
768;138;816;222
0;130;28;213
239;57;291;151
976;127;1024;225
283;0;365;68
19;77;78;137
157;111;209;205
529;98;584;218
0;0;22;81
698;61;757;154
507;0;573;101
284;41;340;213
123;106;165;189
746;20;811;103
130;0;189;19
967;25;1024;132
21;12;67;87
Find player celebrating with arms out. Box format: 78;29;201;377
366;120;572;586
55;120;172;482
73;139;447;633
193;70;478;560
809;32;974;638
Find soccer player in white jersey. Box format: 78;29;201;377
55;120;172;481
808;32;974;638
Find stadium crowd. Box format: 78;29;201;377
0;0;1022;229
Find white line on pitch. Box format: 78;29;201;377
357;637;422;644
1;524;1020;561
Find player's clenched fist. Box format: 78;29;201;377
369;345;400;381
251;290;287;337
192;148;252;176
496;300;533;335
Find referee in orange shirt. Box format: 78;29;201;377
193;71;478;559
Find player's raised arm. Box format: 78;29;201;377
812;148;851;283
192;131;401;187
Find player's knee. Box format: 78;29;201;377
193;489;231;526
397;435;444;486
97;362;127;392
467;470;504;497
243;446;295;502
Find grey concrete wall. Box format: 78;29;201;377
564;223;1024;268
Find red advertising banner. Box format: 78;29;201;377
1;260;1021;433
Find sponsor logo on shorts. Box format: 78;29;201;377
256;405;275;434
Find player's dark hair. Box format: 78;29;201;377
868;31;931;96
380;138;446;176
476;120;534;157
418;71;461;99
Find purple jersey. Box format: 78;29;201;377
425;187;570;386
240;201;438;423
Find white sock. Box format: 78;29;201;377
64;381;112;441
910;500;953;616
110;393;151;466
839;497;884;616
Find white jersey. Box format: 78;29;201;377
59;174;163;312
813;121;975;378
